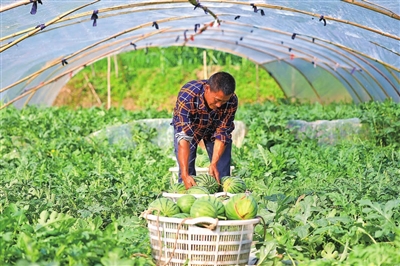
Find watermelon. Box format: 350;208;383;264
225;193;258;220
194;174;219;194
197;195;225;217
190;199;218;218
220;176;230;184
172;213;190;218
148;197;180;217
221;176;246;193
176;194;197;214
187;186;210;195
168;183;186;194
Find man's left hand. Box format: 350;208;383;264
209;163;220;184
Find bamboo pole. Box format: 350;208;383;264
203;0;399;40
187;0;219;22
362;0;398;15
256;64;259;102
0;0;37;13
170;20;400;81
84;73;102;105
3;0;397;44
341;0;400;19
216;26;392;97
22;85;38;107
203;50;207;79
0;7;197;46
0;25;172;94
0;30;166;102
21;62;58;107
0;30;169;109
1;50;120;110
3;23;390;105
0;1;193;43
177;29;374;101
2;30;373;110
370;41;400;56
1;1;393;89
2;20;397;101
0;0;100;52
192;33;378;101
2;19;393;106
223;20;400;72
107;56;111;109
216;35;363;100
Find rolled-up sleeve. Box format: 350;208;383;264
213;95;238;144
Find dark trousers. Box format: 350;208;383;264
173;131;232;182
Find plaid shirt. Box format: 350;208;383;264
172;79;238;145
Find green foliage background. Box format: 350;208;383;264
60;47;283;110
1;47;399;266
1;100;399;265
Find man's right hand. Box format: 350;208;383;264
182;175;197;189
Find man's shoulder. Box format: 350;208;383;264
232;93;238;101
182;79;204;90
228;93;238;106
180;80;206;98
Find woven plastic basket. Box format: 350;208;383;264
144;214;259;266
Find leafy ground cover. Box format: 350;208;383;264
1;100;399;265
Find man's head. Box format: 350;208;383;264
204;72;236;110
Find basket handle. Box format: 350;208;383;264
184;217;219;229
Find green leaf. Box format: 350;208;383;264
293;225;310;239
256;241;278;265
321;242;338;259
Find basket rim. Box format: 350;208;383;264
144;214;260;226
162;191;236;199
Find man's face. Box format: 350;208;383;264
204;84;232;110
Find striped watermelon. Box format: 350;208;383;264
220;176;230;184
168;183;186;194
187;186;210;195
176;194;197;213
197;195;225;218
190;199;218;218
225;193;258;220
194;174;219;194
148;197;180;217
172;213;190;218
221;176;246;193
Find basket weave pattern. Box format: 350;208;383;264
146;214;259;266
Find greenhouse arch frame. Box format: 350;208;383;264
1;0;399;108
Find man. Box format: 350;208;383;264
171;71;238;189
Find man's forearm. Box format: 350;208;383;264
211;139;226;166
177;139;190;177
177;139;197;188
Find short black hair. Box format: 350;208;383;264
208;72;236;95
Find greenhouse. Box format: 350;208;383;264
1;0;399;265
